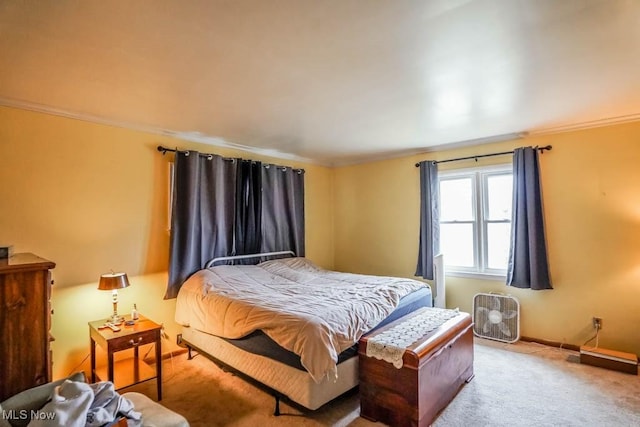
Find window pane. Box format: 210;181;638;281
486;174;512;220
487;222;511;269
440;223;474;268
440;178;473;221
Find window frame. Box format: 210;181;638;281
438;163;513;279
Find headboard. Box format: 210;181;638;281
204;251;295;268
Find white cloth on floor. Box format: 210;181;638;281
27;380;141;427
86;382;140;427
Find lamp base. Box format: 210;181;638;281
107;314;125;325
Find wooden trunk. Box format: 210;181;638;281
359;310;474;427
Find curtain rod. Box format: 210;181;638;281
157;145;305;173
414;145;552;167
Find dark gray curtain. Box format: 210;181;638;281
260;165;305;257
165;151;237;299
506;147;552;290
233;160;263;264
166;152;305;298
415;160;440;280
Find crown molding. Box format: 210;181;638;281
331;132;527;167
3;96;640;168
0;97;325;167
527;113;640;136
420;132;528;154
335;112;640;167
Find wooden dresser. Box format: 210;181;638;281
0;253;56;401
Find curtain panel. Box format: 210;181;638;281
506;147;552;290
260;165;305;257
166;151;237;299
415;160;440;280
165;151;305;299
234;160;263;264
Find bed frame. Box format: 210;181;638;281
178;251;429;415
204;250;295;268
178;326;359;414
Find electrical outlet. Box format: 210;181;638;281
593;317;603;330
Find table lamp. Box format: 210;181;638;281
98;271;130;324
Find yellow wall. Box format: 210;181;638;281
3;103;640;380
0;106;334;378
335;122;640;355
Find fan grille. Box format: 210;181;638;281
472;293;520;343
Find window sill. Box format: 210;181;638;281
445;270;506;282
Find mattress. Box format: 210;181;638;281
180;288;432;410
175;257;430;382
224;286;433;370
177;259;433;410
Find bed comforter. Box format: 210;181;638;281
175;257;428;382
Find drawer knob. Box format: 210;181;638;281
129;337;143;346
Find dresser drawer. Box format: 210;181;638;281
108;329;159;352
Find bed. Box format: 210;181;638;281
174;252;432;412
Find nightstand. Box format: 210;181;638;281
89;315;162;400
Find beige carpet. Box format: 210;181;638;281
126;339;640;426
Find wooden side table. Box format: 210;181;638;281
89;315;162;400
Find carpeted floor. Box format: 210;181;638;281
126;339;640;426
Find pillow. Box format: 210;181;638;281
0;373;86;427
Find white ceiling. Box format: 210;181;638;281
1;0;640;165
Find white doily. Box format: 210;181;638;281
365;307;459;368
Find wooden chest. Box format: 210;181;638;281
359;309;474;427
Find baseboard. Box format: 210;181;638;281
521;336;640;369
143;348;188;365
520;336;581;352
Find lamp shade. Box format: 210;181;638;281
98;272;130;291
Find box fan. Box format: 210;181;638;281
472;293;520;343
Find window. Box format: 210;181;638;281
439;165;512;277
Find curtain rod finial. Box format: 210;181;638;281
537;145;553;154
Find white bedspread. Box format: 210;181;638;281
175;257;428;383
